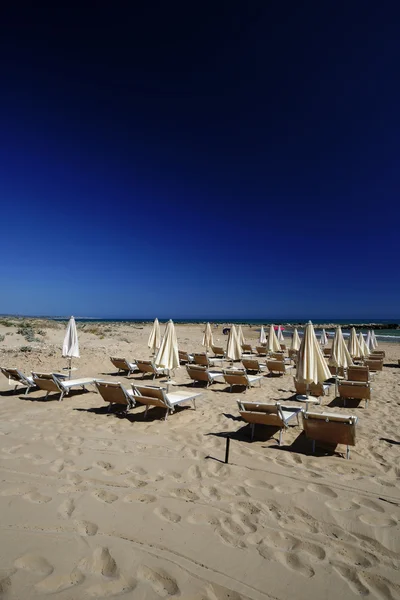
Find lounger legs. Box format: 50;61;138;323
25;386;29;396
192;399;196;410
144;406;149;419
346;446;350;460
279;429;283;446
45;391;49;400
312;440;316;454
251;423;255;440
59;392;65;402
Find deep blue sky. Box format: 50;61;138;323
0;2;399;319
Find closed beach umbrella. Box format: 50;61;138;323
226;325;242;361
237;325;245;346
62;316;80;378
319;329;328;346
366;330;373;353
202;322;214;350
329;326;353;370
371;330;378;349
267;324;281;352
277;325;284;343
358;332;369;357
290;328;301;351
296;321;331;398
155;319;179;374
148;318;161;355
259;326;267;345
348;327;362;358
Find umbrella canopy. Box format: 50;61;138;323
237;325;245;346
290;328;301;351
366;330;373;353
358;332;370;358
348;327;362;358
371;330;378;349
62;316;80;359
277;326;285;343
202;322;213;350
226;325;242;361
154;320;179;372
148;318;161;354
267;324;281;352
319;328;328;346
259;326;267;344
329;326;353;369
296;321;331;385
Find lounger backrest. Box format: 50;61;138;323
223;369;248;385
303;412;357;446
238;401;284;427
193;353;209;366
371;351;385;358
211;345;225;357
294;380;324;396
110;357;129;371
280;344;286;351
133;385;169;408
242;344;253;353
242;359;260;372
270;353;284;361
256;346;267;356
363;359;383;371
338;381;370;400
1;368;29;385
178;351;189;361
186;365;209;382
329;365;344;376
267;360;286;372
288;349;298;359
323;348;331;358
347;366;369;382
32;372;61;392
136;360;156;373
95;381;131;406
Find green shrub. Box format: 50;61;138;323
20;346;32;353
0;334;5;342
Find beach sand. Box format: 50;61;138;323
0;320;399;599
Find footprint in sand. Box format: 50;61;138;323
58;498;75;519
73;520;98;536
202;583;244;600
244;479;274;490
23;491;52;504
355;497;385;513
137;565;179;597
333;563;370;596
325;499;360;511
274;483;305;494
359;514;397;527
79;546;117;577
201;486;222;501
124;493;157;504
35;568;84;594
124;476;148;488
207;462;231;478
1;485;34;497
187;512;219;526
92;490;118;504
86;575;136;597
14;554;54;576
188;465;202;480
307;483;338;498
276;551;315;578
154;507;181;523
170;488;199;501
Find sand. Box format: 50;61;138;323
0;320;399;600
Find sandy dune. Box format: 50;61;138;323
0;321;399;599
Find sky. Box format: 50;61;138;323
0;2;399;319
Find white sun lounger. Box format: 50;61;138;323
186;364;225;387
223;369;263;392
237;400;302;445
95;381;135;412
110;357;138;375
132;384;202;420
32;372;97;401
1;367;37;395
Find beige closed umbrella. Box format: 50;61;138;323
358;332;369;358
348;327;362;359
267;325;281;353
290;328;301;351
62;316;80;378
226;325;242;361
202;322;214;351
371;330;378;349
329;326;353;371
237;325;245;346
259;326;267;345
155;320;179;377
277;326;285;343
296;321;331;402
148;318;161;355
366;330;373;353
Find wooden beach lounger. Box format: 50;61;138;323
347;365;373;382
32;373;97;401
237;400;302;445
337;381;371;408
294;380;331;399
135;360;167;379
110;357;138;375
211;345;226;358
256;346;267;356
241;343;255;355
242;358;266;374
132;384;202;420
303;412;358;459
1;367;37;395
178;350;194;364
193;353;223;368
363;358;383;372
267;359;293;376
223;369;262;392
95;381;135;412
186;364;224;387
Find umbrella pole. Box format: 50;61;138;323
68;357;72;380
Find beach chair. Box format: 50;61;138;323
95;381;135;412
110;357;138;375
211;345;226;358
288;349;299;362
267;359;293;376
371;350;385;359
347;365;373;382
193;353;223;368
178;350;194;364
237;400;302;445
328;365;345;377
337;381;371;408
294;380;331;400
135;360;167;379
223;369;262;392
0;367;37;395
132;384;202;420
280;344;286;351
242;358;266;374
186;364;224;387
323;348;331;359
32;372;97;401
241;343;255;355
303;411;358;459
363;358;383;372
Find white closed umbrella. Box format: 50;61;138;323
358;332;369;358
319;329;328;347
366;330;373;353
267;325;281;353
348;327;362;359
202;322;214;351
155;320;179;377
277;325;285;343
296;321;331;401
226;325;242;361
290;328;301;351
371;330;378;349
148;318;161;355
62;316;80;378
259;326;267;345
237;325;245;346
329;326;353;371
